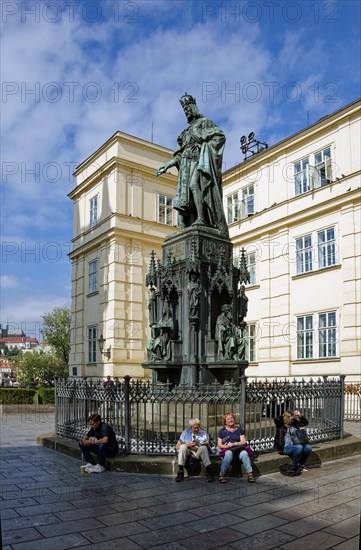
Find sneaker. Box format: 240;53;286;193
84;464;96;473
91;464;106;474
85;463;95;468
175;469;184;482
300;465;309;472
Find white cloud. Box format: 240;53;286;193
0;275;19;289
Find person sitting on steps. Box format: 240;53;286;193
217;412;256;483
175;418;213;482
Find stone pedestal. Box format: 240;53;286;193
142;225;249;385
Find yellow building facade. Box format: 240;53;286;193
69;100;361;380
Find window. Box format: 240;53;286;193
294;158;310;195
158;194;176;225
318;227;336;268
296;235;313;274
89;195;98;227
294;146;332;196
297;315;313;359
313;147;332;187
227;185;255;224
296;311;337;359
318;311;337;358
246;252;256;285
244;323;256;362
88;260;97;293
88;326;97;363
295;226;337;274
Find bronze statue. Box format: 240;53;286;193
155;93;228;235
187;273;200;318
146;302;174;361
215;304;245;361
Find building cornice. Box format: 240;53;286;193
223;98;361;184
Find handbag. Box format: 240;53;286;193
292;428;309;445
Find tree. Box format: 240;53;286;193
17;350;68;385
41;307;71;366
3;346;23;362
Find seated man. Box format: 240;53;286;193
79;413;119;473
175;418;213;482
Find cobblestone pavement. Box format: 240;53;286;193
1;408;360;549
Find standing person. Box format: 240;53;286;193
217;412;256;483
175;418;213;482
79;413;119;473
274;410;312;471
155;93;228;235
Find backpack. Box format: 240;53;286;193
279;463;301;477
185;454;202;476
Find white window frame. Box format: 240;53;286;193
296;311;337;360
295;226;337;274
88;260;97;294
246;252;257;285
88;326;97;363
317;227;336;268
296;235;313;274
312;146;332;188
157;194;176;226
294;157;310;195
227;184;255;224
244;323;256;362
318;311;337;358
89;195;99;228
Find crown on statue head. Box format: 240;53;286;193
179;92;196;107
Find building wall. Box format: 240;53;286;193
224;99;361;378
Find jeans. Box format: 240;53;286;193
220;449;252;475
79;442;118;467
177;444;211;467
283;444;312;466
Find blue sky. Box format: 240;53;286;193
1;0;360;340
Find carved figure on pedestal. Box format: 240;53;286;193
148;288;157;327
238;285;248;323
215;304;245;361
155;93;228;235
187;273;200;318
146;303;174;362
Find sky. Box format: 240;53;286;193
1;0;360;341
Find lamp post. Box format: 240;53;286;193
98;333;111;360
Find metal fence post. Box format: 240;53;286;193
54;377;58;435
240;374;247;429
340;374;345;438
124;375;131;454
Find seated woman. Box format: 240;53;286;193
274;409;313;471
217;412;256;483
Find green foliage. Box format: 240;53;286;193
36;387;55;404
17;351;68;386
3;345;23;362
0;388;37;404
41;307;71;366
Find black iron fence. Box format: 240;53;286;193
344;380;361;420
55;375;346;455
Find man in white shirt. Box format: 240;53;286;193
175;418;213;482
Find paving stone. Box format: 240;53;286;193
53;503;118;522
99;507;158;526
228;529;295;550
229;514;289;536
2;527;44;546
15;501;77;517
331;535;360;549
181;527;245;549
279;531;345;550
139;510;198;531
187;513;246;534
80;521;149;543
277;515;333;536
77;539;143;549
9;533;89;550
0;508;20;519
315;501;360;523
36;517;105;537
129;523;198;547
2;512;62;531
323;514;360;538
